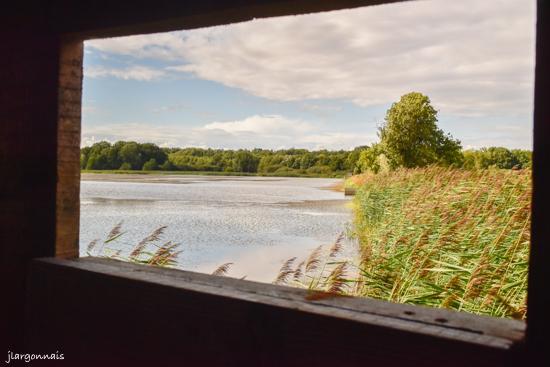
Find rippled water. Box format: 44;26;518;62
80;174;352;282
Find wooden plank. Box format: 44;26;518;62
27;257;524;366
76;257;526;346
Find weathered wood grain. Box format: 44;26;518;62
26;257;524;366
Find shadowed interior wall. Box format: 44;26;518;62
0;31;60;349
528;0;550;361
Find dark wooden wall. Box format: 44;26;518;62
0;31;60;349
528;0;549;362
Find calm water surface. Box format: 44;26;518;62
80;174;352;282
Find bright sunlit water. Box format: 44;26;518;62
80;175;353;282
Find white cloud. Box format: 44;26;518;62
86;0;536;117
85;65;166;81
203;115;312;135
82;115;376;150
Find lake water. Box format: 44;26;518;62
80;174;353;282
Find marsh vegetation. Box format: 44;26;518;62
83;92;531;319
280;167;530;319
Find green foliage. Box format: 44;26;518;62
350;92;530;174
159;160;174;171
80;141;168;171
81;142;361;177
81;132;531;177
355;143;388;174
142;158;159;171
119;142;141;169
463;147;531;170
119;162;132;170
234;150;260;173
512;149;532;169
379;92;462;168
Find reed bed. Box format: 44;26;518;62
278;167;530;319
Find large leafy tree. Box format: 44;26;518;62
379;92;462;168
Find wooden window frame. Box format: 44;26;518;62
21;0;548;364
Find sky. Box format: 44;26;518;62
82;0;536;151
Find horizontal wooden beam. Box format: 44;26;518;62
45;0;407;39
27;257;524;366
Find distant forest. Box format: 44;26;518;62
81;141;532;177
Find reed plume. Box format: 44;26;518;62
149;242;181;266
212;262;233;277
329;232;345;258
130;225;168;259
293;260;305;281
305;246;323;274
274;257;297;285
327;262;347;294
106;221;124;242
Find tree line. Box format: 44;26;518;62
81;141;531;176
81;142;365;176
81;92;531;176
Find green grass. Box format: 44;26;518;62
81;169;346;178
284;167;530;319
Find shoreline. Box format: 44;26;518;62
81;169;346;179
81;172;346;192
